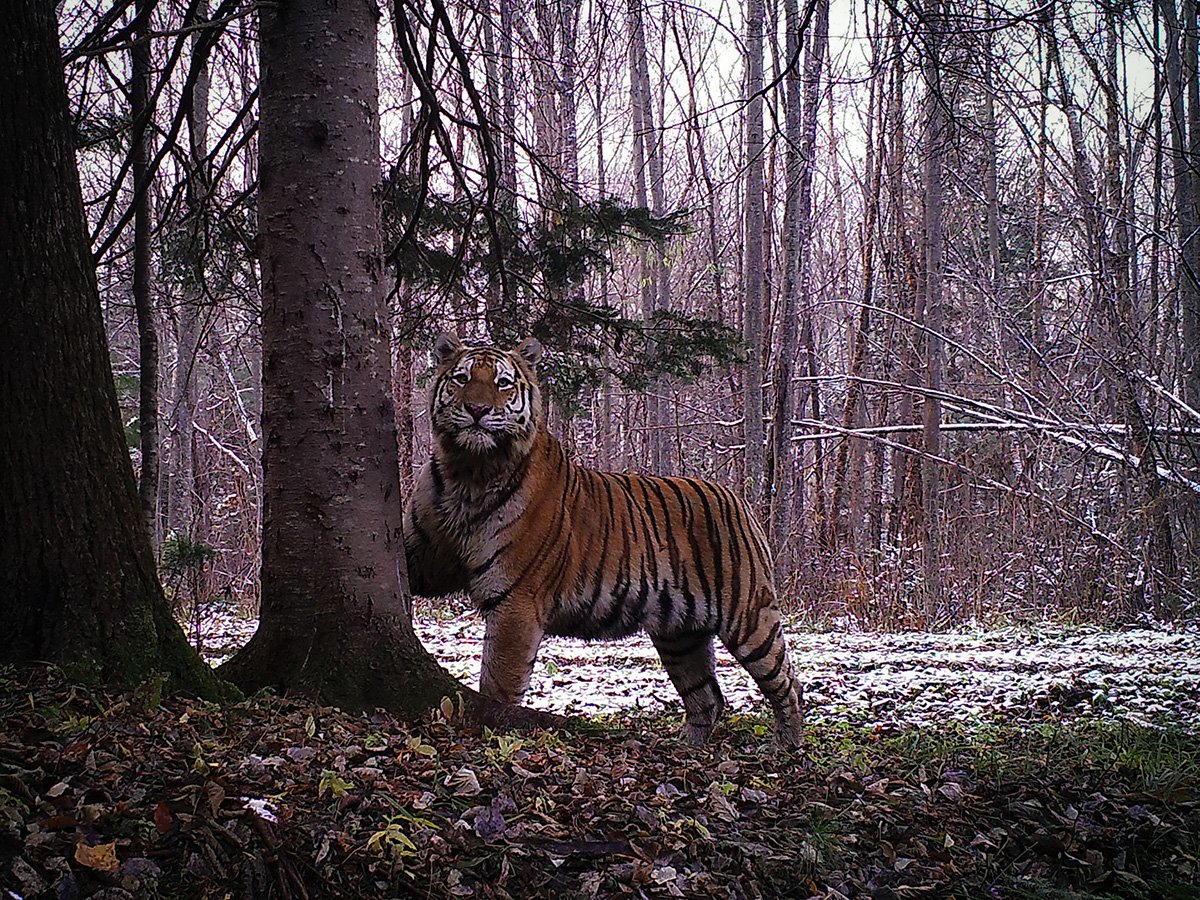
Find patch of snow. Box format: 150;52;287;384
198;610;1200;732
241;797;278;823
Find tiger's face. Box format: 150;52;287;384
428;333;544;455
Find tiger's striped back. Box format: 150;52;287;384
404;333;804;746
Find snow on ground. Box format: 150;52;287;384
198;608;1200;733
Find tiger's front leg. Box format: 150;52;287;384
479;602;545;704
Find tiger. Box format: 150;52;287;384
404;332;804;747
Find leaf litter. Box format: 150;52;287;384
0;617;1197;899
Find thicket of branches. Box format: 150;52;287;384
62;0;1200;627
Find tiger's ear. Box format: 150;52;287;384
433;332;463;366
515;337;543;368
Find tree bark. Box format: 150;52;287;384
219;0;463;714
628;0;669;471
131;0;160;547
1161;0;1200;407
769;0;828;583
742;0;767;508
920;0;946;618
0;0;225;695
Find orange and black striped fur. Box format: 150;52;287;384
404;333;804;746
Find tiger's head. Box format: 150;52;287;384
428;333;544;456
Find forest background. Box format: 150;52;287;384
62;0;1200;629
2;0;1199;895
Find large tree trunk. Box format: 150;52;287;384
0;0;224;696
219;0;460;713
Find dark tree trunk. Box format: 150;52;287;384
1161;0;1200;406
919;0;946;619
218;0;464;714
131;0;160;547
0;0;224;695
743;0;767;508
1185;0;1200;407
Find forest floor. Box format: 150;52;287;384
1;616;1198;899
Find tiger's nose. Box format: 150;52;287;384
465;403;491;422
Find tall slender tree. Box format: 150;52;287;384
743;0;767;507
770;0;829;579
131;0;160;545
167;1;213;546
920;0;947;616
629;0;669;471
1160;0;1200;407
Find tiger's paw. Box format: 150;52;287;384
774;721;805;751
681;722;716;745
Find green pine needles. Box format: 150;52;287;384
383;170;742;413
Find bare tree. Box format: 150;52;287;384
919;0;947;618
743;0;767;507
131;0;159;544
770;0;828;582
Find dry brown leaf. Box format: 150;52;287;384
74;838;119;873
153;800;174;834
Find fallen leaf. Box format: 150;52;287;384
74;838;119;874
445;767;481;796
938;782;966;801
153;801;174;834
204;781;225;816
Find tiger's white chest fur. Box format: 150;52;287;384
421;464;526;594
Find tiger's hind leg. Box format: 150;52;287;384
652;633;725;745
721;596;804;748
